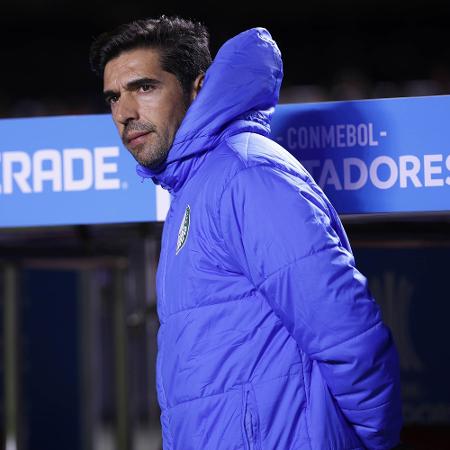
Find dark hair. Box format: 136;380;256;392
89;16;212;96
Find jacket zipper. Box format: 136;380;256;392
161;203;174;315
157;198;176;411
161;195;177;315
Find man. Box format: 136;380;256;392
90;16;402;450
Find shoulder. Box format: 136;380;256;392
218;133;331;214
208;132;313;189
195;132;335;226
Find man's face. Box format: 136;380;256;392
103;47;189;168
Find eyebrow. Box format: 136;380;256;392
103;77;161;102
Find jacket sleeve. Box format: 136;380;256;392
218;164;402;450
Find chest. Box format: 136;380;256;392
156;194;252;320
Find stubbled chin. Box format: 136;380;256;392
128;144;167;169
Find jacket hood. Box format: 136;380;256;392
136;27;283;192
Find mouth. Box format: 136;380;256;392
125;131;152;147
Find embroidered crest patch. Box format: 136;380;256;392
176;205;191;255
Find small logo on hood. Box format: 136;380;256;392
176;205;191;255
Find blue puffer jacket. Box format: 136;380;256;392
137;28;402;450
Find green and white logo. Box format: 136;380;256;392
176;205;191;255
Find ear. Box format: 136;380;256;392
191;73;205;102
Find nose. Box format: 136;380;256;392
114;92;139;125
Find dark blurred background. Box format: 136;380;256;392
1;1;450;449
2;0;450;118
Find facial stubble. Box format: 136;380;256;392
123;99;189;169
121;120;168;169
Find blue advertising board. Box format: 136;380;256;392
0;115;164;227
1;95;450;227
270;95;450;214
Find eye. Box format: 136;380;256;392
140;83;152;92
105;95;118;107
